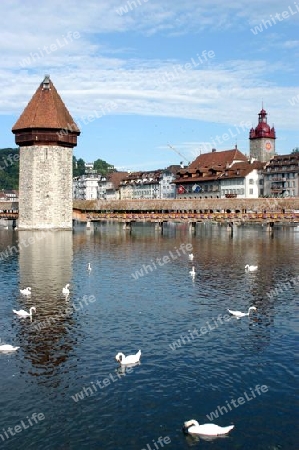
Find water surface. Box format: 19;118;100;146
0;222;298;449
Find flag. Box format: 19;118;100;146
177;185;186;194
192;184;201;193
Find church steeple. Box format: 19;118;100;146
249;106;276;162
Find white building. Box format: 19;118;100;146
73;171;102;200
98;172;128;200
220;161;265;198
119;166;179;200
160;167;177;199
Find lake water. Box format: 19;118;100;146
0;222;298;450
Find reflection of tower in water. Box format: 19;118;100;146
16;230;75;384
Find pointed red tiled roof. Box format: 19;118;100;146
12;75;79;132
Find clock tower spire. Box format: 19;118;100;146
249;107;276;162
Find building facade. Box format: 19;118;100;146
12;75;80;229
119;167;178;200
263;152;299;197
175;147;248;198
220;161;264;198
97;172;128;200
73;171;101;200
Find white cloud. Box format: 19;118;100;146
282;40;299;48
0;0;298;140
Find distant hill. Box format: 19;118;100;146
0;148;115;189
0;148;19;189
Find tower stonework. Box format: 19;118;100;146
249;108;276;162
12;75;80;230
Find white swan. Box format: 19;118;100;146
245;264;258;272
87;263;92;272
0;344;20;352
228;306;257;318
188;253;194;261
62;284;70;295
115;349;141;365
183;419;234;436
189;266;196;276
13;306;36;318
20;287;31;295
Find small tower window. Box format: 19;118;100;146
42;75;51;90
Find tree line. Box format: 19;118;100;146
0;148;114;190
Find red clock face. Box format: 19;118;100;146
265;141;272;152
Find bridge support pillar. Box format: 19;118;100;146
227;221;234;236
155;222;163;233
189;222;196;234
123;221;132;232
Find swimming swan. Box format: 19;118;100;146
20;287;31;295
188;253;194;261
245;264;258;272
227;306;257;318
183;419;234;436
13;306;36;318
0;344;20;352
62;284;70;295
87;263;92;272
115;349;141;365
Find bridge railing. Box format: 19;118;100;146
85;211;299;222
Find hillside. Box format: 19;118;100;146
0;148;19;189
0;148;115;189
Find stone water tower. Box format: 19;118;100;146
12;75;80;229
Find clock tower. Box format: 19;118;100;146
249;108;276;162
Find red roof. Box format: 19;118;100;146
108;172;129;189
174;148;259;184
220;161;265;179
12;75;80;132
188;148;247;170
249;108;276;140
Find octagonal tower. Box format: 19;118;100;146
12;75;80;229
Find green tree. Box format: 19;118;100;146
93;159;116;175
0;148;19;189
73;156;86;177
291;147;299;153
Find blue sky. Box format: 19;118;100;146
0;0;298;170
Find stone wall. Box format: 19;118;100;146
19;145;73;229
